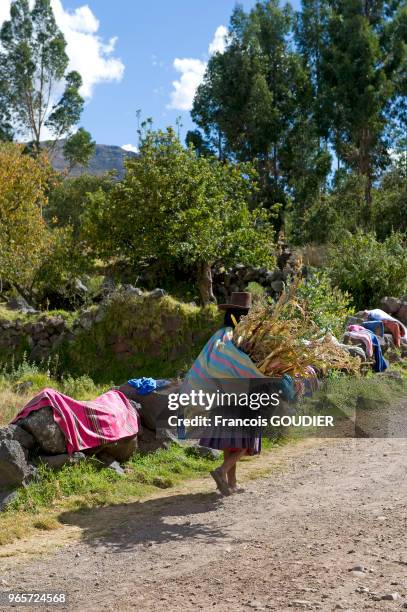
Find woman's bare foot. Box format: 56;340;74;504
210;468;232;496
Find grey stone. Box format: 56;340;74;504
149;288;166;298
397;301;407;325
0;439;33;490
97;436;138;462
7;296;37;314
122;285;143;297
0;490;18;511
379;296;401;315
96;453;125;475
20;407;66;454
194;446;221;459
0;424;35;450
39;452;86;470
74;278;88;294
13;380;34;395
381;593;399;601
270;280;285;293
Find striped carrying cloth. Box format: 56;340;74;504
182;327;264;392
12;388;139;454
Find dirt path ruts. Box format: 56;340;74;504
1;402;407;611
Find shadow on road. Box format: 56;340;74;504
58;491;225;551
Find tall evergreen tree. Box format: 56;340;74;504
321;0;407;211
192;0;313;216
0;0;85;153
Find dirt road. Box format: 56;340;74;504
1;403;407;611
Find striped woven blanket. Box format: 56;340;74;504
13;388;139;454
182;327;264;393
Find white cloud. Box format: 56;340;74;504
122;143;138;154
168;58;207;111
0;0;124;99
168;25;227;111
208;25;228;55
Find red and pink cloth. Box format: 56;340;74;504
365;309;407;349
347;325;374;357
12;388;139;454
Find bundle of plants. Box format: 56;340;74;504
233;283;360;378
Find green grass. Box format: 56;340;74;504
0;444;221;545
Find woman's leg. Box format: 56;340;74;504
226;450;246;490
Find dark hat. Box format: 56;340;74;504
218;292;252;311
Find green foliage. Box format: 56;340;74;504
320;0;406;208
297;271;353;337
60;292;222;383
63;128;95;171
328;231;407;309
0;143;54;297
0;0;85;150
6;444;219;515
192;0;326;219
286;172;367;244
46;173;113;236
82;128;274;303
373;165;407;239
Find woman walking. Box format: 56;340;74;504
181;292;263;496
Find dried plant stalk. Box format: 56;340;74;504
233;282;360;378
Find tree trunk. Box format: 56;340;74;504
197;262;216;306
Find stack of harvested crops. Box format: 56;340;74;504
233;283;360;377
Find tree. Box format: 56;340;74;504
321;0;407;212
0;0;85;153
82;129;274;304
0;143;53;298
192;0;316;223
46;173;114;238
63;128;96;172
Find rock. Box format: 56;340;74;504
0;490;18;511
397;301;407;325
20;407;66;454
96;453;125;475
0;439;35;490
122;285;143;297
149;288;166;298
39;452;86;470
381;593;399;601
0;424;35;450
193;445;221;459
270;280;285;293
7;296;37;314
74;278;88;294
379;296;401;315
350;565;366;573
97;436;138;462
13;380;34;395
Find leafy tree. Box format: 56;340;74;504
63;128;96;172
82;128;274;304
321;0;407;212
46;173;114;238
328;230;407;309
0;143;53;298
192;0;321;226
0;0;85;152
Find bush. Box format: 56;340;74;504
297;271;353;337
327;231;407;310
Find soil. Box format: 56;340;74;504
1;401;407;611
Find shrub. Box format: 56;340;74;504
297;271;353;337
327;231;407;310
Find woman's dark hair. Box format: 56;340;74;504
224;308;249;328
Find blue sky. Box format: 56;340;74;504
0;0;302;148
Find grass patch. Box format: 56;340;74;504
0;444;221;545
